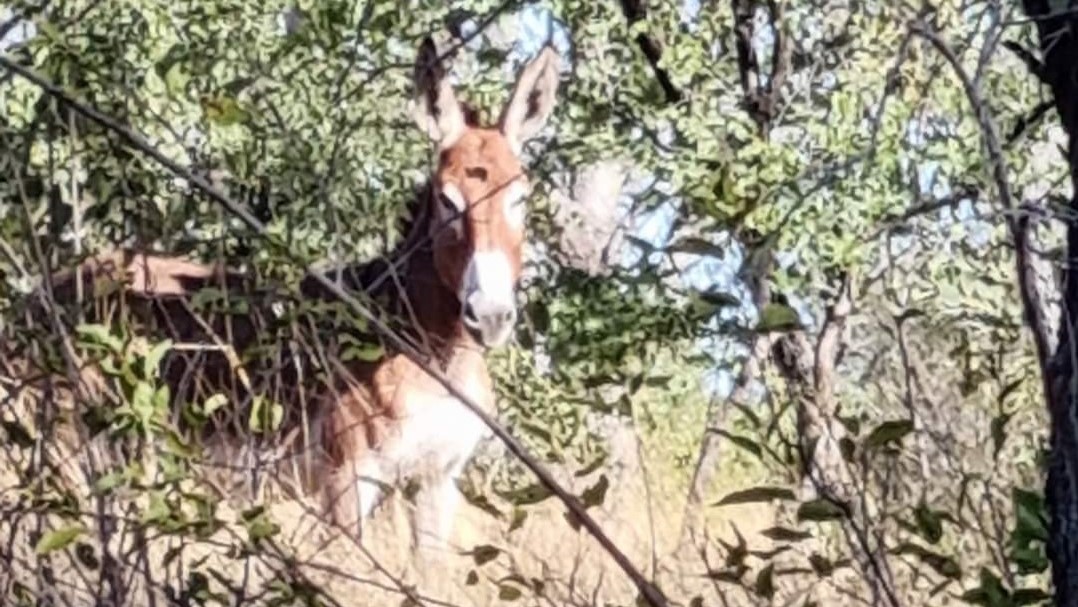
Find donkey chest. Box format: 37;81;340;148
378;361;494;470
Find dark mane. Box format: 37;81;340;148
298;180;461;360
5;181;458;448
313;181;434;296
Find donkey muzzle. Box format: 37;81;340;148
462;291;517;348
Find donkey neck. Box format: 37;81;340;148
319;184;480;365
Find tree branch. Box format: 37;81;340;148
913;18;1078;604
731;0;789;137
769;273;901;607
616;0;683;105
1013;2;1078;603
908;20;1053;423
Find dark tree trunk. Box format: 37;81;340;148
1019;1;1078;604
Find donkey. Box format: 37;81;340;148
1;37;561;555
318;37;561;550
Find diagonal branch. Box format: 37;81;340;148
912;21;1078;603
1013;2;1078;603
616;0;683;105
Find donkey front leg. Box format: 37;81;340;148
410;458;466;556
324;456;388;543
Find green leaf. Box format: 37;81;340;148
864;419;914;449
142;339;173;378
893;543;962;580
759;526;812;542
164;430;198;459
508;508;527;533
163;62;188;96
756;303;801;332
839;437;857;462
496;483;553;506
1013;588;1051;605
1;420;34;449
141;492;170;524
796;499;846;522
74;543;99;569
1013;487;1048;542
713;486;796;506
75;323;123;353
581;474;609;508
131;383;154;419
669;237;726;258
574;452;608;477
35;525;86;554
1011;544;1048;576
750;545;792;560
243;511;280;542
695;289;740;310
960;568;1009;605
753;563;774;599
200;95;250;126
153;385;170;412
341;339;385;363
471;544;500;566
712;429;763;459
248;396;283;433
93;470;125;494
809;553;835;577
458;482;504;519
836;414;861;435
202;393;228;416
990;411;1013;459
190;287;226;310
703;566;748;583
498;584;523;601
913;501;945;544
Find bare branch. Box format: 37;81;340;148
616;0;683;105
731;0;789;136
908;21;1053;414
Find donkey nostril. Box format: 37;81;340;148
462;301;480;327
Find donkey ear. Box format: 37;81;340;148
411;37;466;148
498;45;561;155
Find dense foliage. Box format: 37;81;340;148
0;0;1073;606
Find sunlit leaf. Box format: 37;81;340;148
713;486;796;506
35;525;86;554
756;303;801;332
797;499;846;522
864;419;914;449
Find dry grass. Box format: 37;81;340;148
0;470;779;607
0;387;783;607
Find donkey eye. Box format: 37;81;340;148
439;193;459;214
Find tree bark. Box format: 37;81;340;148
1018;1;1078;604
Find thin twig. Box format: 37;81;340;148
908;22;1054;412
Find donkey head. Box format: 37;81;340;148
411;37;560;348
